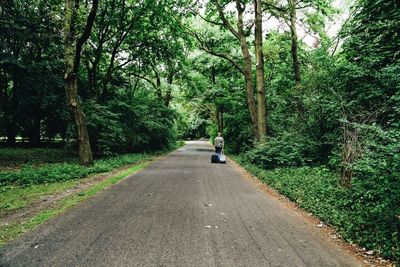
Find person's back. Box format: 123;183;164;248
215;136;224;148
214;133;224;157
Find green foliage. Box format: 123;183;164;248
0;0;67;143
108;93;177;152
84;101;127;155
0;153;150;187
350;126;400;259
233;156;399;261
243;133;318;169
343;0;400;69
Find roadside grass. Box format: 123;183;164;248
0;153;152;186
0;152;153;216
0;141;185;245
0;163;146;245
0;180;79;214
230;155;399;262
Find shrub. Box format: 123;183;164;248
243;133;318;169
83;93;177;155
350;127;400;259
85;101;127;155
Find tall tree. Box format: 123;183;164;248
64;0;99;165
287;0;301;85
196;0;266;139
255;0;267;139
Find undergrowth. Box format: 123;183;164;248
0;148;76;170
0;142;183;187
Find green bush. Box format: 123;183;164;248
83;94;177;155
350;127;400;260
243;133;318;169
85;101;127;155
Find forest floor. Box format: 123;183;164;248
0;141;367;266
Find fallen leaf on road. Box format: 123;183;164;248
203;202;212;207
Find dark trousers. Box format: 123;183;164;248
215;147;222;155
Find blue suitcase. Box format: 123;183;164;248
211;154;219;163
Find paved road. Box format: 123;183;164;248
0;141;362;267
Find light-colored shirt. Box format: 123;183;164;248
214;136;224;148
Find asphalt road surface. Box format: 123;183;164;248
0;141;362;267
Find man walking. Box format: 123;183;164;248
214;132;224;157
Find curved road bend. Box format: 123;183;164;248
0;141;362;267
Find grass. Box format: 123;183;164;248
0;163;148;245
0;153;154;186
0;143;186;187
0;181;79;214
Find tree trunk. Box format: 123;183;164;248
216;109;221;133
255;0;267;141
5;121;16;145
220;108;224;133
155;71;163;101
29;114;41;145
164;71;174;107
64;0;97;166
6;70;19;145
236;0;258;139
288;0;301;85
65;77;93;165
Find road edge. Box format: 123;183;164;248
227;156;395;267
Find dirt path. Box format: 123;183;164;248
0;141;363;266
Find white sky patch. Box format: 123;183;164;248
264;0;353;47
198;0;353;47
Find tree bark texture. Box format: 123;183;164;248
5;120;16;145
236;0;259;139
255;0;267;140
64;0;98;166
288;0;301;85
219;109;224;133
164;71;174;107
5;72;18;145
